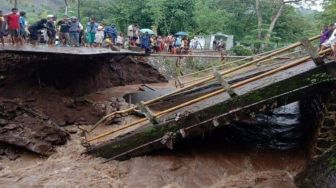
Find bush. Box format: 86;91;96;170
232;45;253;56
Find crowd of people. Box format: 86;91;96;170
0;8;195;54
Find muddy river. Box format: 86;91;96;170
0;96;307;188
0;134;304;188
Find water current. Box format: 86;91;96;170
0;92;306;187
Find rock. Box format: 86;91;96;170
65;127;78;134
57;120;67;127
64;115;76;125
44;134;61;144
3;124;17;130
116;97;124;102
0;119;8;126
295;144;336;188
109;97;117;102
121;113;129;117
112;117;123;124
63;98;76;108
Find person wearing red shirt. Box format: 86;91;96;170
6;8;20;45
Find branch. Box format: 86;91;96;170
283;0;302;4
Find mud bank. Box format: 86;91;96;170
0;49;167;158
0;52;167;96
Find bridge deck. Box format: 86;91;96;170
86;56;336;160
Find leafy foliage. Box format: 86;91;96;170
232;45;253;56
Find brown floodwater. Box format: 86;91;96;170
0;132;305;188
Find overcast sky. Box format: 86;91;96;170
296;0;324;11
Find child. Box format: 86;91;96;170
95;24;104;47
116;33;124;48
19;11;27;42
0;11;5;47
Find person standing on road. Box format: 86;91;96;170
141;32;151;54
19;11;28;42
86;18;98;47
127;23;134;47
28;18;48;46
46;15;57;47
104;24;118;45
69;16;81;47
95;24;104;48
57;15;71;47
6;8;20;46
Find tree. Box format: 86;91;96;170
64;0;69;15
255;0;312;48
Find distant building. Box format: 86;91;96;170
190;32;234;51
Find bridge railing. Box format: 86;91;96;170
180;50;303;87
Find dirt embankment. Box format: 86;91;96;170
0;53;167;96
0;52;167;158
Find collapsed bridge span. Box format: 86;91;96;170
84;36;336;160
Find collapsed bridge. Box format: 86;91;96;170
83;35;336;161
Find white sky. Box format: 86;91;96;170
294;0;324;11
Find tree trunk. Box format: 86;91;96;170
263;2;285;48
64;0;68;15
255;0;264;50
14;0;17;8
77;0;81;22
255;0;262;40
